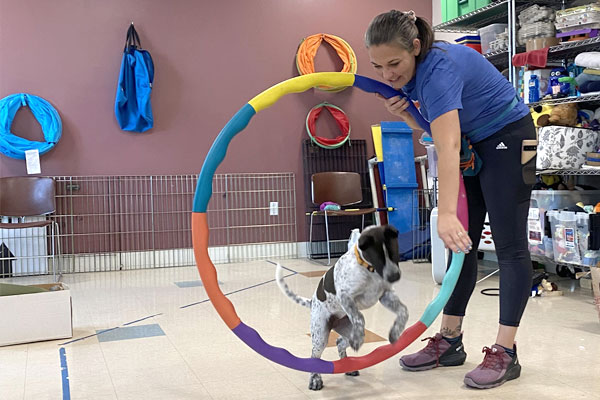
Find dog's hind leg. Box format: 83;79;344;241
333;317;360;377
308;315;330;391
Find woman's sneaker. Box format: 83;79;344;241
463;344;521;389
399;333;467;371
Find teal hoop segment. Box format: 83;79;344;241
194;103;256;213
420;252;464;326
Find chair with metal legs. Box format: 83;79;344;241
0;177;61;280
308;172;376;265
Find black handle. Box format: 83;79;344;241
124;23;142;51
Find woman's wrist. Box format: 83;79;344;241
438;209;457;217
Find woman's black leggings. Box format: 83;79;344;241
443;114;536;327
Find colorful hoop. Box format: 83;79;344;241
192;72;466;373
306;102;350;149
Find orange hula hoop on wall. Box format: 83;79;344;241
296;33;357;92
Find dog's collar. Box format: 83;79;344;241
354;245;375;272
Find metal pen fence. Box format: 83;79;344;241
1;173;297;277
412;189;436;263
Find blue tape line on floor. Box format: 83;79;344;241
59;314;162;346
265;259;297;274
174;280;223;288
96;324;165;343
60;262;295;344
59;347;70;400
123;313;163;326
59;327;119;346
179;272;296;309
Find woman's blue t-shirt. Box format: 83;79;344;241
403;42;529;143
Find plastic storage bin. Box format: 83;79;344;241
555;4;600;31
551;211;581;264
478;23;508;54
442;0;492;23
530;190;600;213
528;207;545;256
576;212;600;266
455;35;482;53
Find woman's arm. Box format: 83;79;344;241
430;109;472;254
375;94;421;131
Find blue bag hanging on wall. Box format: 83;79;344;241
115;23;154;132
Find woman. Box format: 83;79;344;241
365;10;536;389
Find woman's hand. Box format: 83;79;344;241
438;212;472;254
376;94;419;130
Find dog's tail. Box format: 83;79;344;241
276;264;311;308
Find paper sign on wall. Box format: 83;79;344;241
25;149;41;174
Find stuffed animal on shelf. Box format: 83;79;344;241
531;104;554;127
547;103;579;127
545;67;570;98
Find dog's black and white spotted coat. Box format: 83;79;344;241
276;225;408;391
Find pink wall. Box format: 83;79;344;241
0;0;431;239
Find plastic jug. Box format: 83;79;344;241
528;74;540;103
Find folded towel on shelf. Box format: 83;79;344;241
581;164;600;170
575;72;600;87
580;80;600;93
512;47;549;68
575;52;600;69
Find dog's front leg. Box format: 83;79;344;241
338;293;365;351
379;290;408;343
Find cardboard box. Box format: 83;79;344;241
591;267;600;323
0;282;72;346
526;37;560;52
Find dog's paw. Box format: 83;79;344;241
345;370;360;377
309;373;323;391
388;321;405;343
349;328;365;351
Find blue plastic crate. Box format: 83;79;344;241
381;121;417;187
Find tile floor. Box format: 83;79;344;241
0;258;599;399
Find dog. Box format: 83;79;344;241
276;224;408;390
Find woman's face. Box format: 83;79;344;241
368;41;420;89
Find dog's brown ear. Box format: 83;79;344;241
358;233;374;250
384;225;398;239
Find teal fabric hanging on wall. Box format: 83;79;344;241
0;93;62;159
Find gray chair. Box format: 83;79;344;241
0;177;61;280
309;172;376;264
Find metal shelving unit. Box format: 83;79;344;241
529;93;600;107
433;0;519;84
434;1;580;85
547;36;600;61
537;168;600;175
433;0;511;33
433;0;564;32
531;254;593;271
